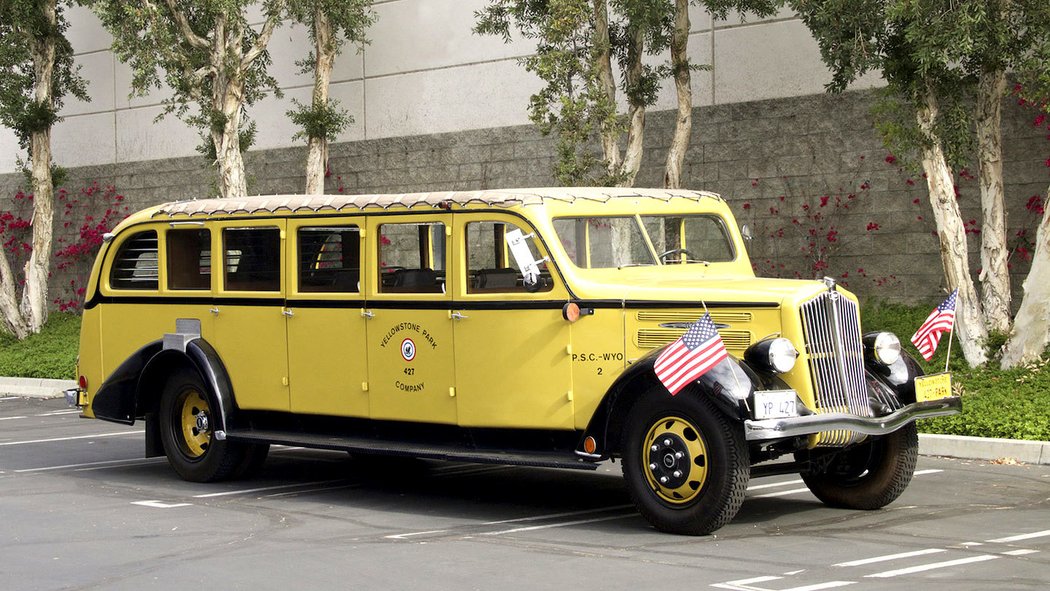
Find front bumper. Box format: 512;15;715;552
744;396;961;441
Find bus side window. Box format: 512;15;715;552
377;222;446;294
109;230;159;290
298;226;360;293
167;229;211;290
223;228;281;292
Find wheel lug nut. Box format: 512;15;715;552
663;438;672;446
673;470;682;478
675;451;684;459
651;444;659;452
649;463;657;470
659;476;668;484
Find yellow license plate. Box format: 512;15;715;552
915;372;953;402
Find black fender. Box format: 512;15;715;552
865;350;924;407
91;340;163;425
90;338;237;435
578;347;757;458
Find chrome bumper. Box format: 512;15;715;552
744;396;961;441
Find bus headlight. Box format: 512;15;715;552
865;332;901;366
745;337;798;374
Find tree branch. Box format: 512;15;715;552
242;1;287;68
162;0;210;49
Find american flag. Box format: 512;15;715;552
910;289;958;361
655;312;728;395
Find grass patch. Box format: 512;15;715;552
863;299;1050;441
0;313;80;380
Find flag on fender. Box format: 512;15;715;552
910;289;958;361
655;312;728;395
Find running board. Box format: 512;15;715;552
225;429;598;471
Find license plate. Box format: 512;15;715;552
915;372;953;402
753;390;798;420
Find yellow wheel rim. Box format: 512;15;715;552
177;389;211;458
641;415;709;505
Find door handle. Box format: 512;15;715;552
282;308;294;318
450;311;468;320
361;309;374;319
209;307;220;316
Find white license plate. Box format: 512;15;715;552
753;390;799;420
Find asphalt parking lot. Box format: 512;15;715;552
2;396;1048;591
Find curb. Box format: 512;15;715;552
919;433;1050;466
0;376;75;399
2;377;1048;466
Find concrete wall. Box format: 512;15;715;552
2;88;1045;309
0;1;881;174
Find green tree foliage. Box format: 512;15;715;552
87;0;287;199
475;0;777;187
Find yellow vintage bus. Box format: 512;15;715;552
69;188;959;534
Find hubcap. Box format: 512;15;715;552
642;415;708;504
178;389;211;458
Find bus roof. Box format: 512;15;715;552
150;188;723;218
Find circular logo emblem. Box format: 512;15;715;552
400;338;416;362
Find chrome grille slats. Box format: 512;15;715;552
800;291;871;442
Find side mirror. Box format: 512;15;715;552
741;224;753;242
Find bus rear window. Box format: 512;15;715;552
109;231;158;290
167;229;211;290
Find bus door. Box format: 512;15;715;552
450;214;574;429
210;220;290;412
364;215;456;424
285;219;370;417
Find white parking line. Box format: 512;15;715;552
987;530;1050;543
35;410;81;417
15;457;165;473
778;582;854;591
0;416;28;421
480;512;636;535
752;487;811;499
0;431;143;446
712;575;783;590
833;548;946;567
865;554;999;578
913;469;944;476
384;504;637;540
132;500;192;509
1002;549;1040;557
747;479;804;491
192;479;344;498
0;396;19;401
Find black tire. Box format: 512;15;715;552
621;388;750;535
799;423;918;510
158;368;245;482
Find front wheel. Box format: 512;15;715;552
799;423;918;510
622;389;750;535
158;368;245;482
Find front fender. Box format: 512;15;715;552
578;348;756;458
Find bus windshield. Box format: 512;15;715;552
552;214;735;269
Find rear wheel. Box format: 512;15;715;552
622;389;749;535
799;423;918;510
158;368;245;482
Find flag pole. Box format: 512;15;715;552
942;289;956;373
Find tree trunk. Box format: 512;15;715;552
916;91;989;367
0;250;29;339
210;16;248;200
304;6;334;195
663;0;691;190
618;24;645;187
1001;186;1050;368
975;68;1011;333
592;0;620;175
22;127;55;332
